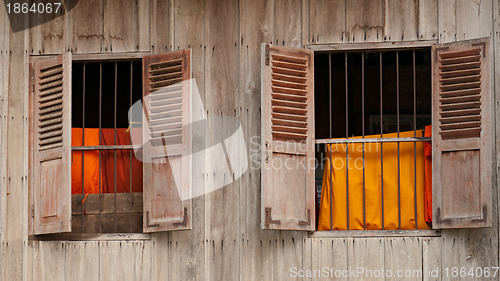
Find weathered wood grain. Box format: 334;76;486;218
164;1;206;280
99;241;152;281
422;237;442;281
103;0;138;52
310;238;348;281
33;241;66;281
418;0;438;40
204;0;240;281
385;237;422;281
383;0;419;41
347;238;385;281
346;0;384;42
274;0;302;47
438;0;457;43
309;0;345;44
70;0;103;53
456;0;493;41
65;241;100;281
150;0;170;54
239;0;274;280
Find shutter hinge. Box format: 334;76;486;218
265;44;270;65
31;205;34;218
30;68;35;93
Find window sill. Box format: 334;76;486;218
308;229;440;238
29;233;151;241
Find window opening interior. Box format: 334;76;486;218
71;60;144;234
314;49;432;231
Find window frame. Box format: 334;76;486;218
305;40;439;237
28;50;193;240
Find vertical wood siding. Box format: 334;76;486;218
0;0;498;280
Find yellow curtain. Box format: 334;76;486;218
318;130;430;230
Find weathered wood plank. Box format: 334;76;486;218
383;0;419;41
40;1;70;54
163;1;206;281
418;0;438;40
422;237;442;281
203;0;240;281
239;0;275;280
33;241;66;281
309;0;345;44
150;0;170;54
4;9;29;281
65;241;100;281
347;238;385;281
442;229;498;281
385;237;423;281
456;0;493;41
310;238;348;281
277;232;304;281
70;0;103;53
99;241;151;281
136;0;150;52
345;0;384;42
274;0;302;47
438;0;457;43
103;0;138;52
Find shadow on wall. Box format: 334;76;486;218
4;0;79;33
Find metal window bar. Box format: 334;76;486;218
317;50;430;231
81;63;86;233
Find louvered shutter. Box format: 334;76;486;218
432;38;492;229
32;53;72;234
142;50;192;232
261;44;315;230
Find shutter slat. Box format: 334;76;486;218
271;93;307;103
39;65;63;78
440;94;480;104
271;66;307;78
39;98;63;109
440;81;481;92
272;73;307;84
439;101;481;111
439;61;481;72
271;60;307;71
439;114;481;124
272;112;307;122
272;118;307;128
272;99;307;109
39;123;63;133
272;79;307;90
440;75;480;85
39;91;63;103
439;54;481;65
440;68;481;79
439;128;481;139
440;121;482;131
271;85;307;96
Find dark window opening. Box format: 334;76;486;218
71;60;144;234
314;49;432;231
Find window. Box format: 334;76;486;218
313;49;432;231
260;38;492;232
29;50;193;236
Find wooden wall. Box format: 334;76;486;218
0;0;498;280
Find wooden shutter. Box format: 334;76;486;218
261;44;315;230
432;38;492;229
142;50;192;232
32;53;72;234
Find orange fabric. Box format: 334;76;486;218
424;125;432;223
71;128;143;194
318;130;430;230
100;129;143;193
71;128;101;194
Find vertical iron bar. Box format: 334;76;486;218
130;62;133;194
345;53;349;230
362;53;366;230
81;63;86;233
114;62;118;233
396;51;401;230
98;62;102;234
328;54;334;230
413;50;418;229
380;52;384;230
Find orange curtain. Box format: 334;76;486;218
71;128;101;194
100;129;143;193
424;125;432;223
71;128;143;194
318;130;430;230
